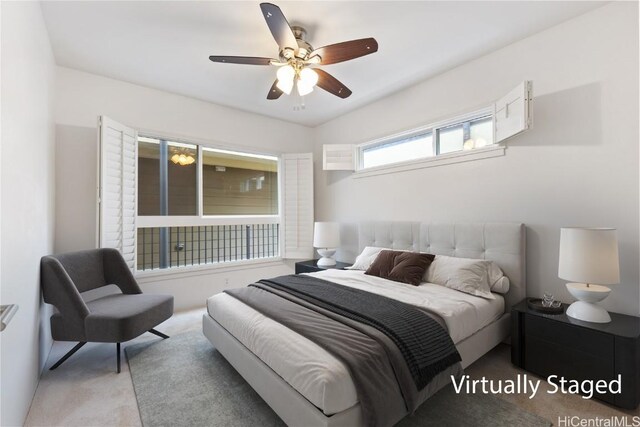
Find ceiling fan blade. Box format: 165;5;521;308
267;80;283;100
310;38;378;65
315;69;352;99
260;3;298;51
209;56;275;66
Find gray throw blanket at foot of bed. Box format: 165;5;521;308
225;274;462;427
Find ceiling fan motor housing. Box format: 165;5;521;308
280;25;314;60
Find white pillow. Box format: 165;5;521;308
491;276;510;294
345;246;386;271
425;255;510;293
425;255;495;300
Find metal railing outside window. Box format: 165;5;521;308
137;223;279;271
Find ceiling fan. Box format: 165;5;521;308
208;3;378;100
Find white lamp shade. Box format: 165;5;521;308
558;227;620;285
313;222;340;248
276;65;295;95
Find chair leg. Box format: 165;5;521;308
50;342;87;370
148;328;169;339
116;342;121;374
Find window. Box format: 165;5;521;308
436;123;464;154
358;111;494;170
135;136;281;271
436;115;494;155
202;148;278;215
343;81;532;174
99;117;315;275
138;137;198;216
361;131;433;169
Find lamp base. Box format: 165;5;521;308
565;283;612;323
316;248;336;267
566;301;611;323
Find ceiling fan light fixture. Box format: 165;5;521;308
296;67;318;96
299;67;318;87
276;78;294;95
306;55;322;65
297;79;314;96
276;64;295;94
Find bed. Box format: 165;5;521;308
202;222;526;427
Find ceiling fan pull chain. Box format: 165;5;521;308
293;95;306;111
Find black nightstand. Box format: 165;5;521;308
295;259;352;274
511;300;640;409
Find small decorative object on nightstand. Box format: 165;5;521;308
295;259;352;274
313;222;340;267
511;300;640;409
558;227;620;323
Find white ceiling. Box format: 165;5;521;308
41;1;604;127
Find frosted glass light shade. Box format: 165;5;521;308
297;80;314;96
276;65;295;95
297;68;318;96
313;222;340;248
558;227;620;285
299;68;318;87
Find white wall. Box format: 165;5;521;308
313;3;640;316
54;67;314;309
0;2;57;425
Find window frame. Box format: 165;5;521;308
355;107;502;176
134;129;284;273
136;130;282;226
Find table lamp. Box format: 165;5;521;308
558;227;620;323
313;222;340;267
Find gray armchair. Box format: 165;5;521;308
41;248;173;372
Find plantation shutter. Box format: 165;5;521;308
98;116;138;270
281;153;314;259
494;81;533;143
323;144;355;171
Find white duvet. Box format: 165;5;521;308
206;269;504;415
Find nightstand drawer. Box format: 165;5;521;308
525;335;616;404
512;300;640;409
525;315;613;359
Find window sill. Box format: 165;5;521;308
353;144;505;179
135;257;284;283
137;215;279;228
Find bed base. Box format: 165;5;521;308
203;314;362;427
203;312;510;427
458;313;510;368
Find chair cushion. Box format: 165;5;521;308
84;294;173;342
54;250;107;293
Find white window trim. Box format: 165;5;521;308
137;128;282;160
137;215;280;228
355;107;495;175
353;144;505;179
136;257;284;282
98;116;138;270
280;153;314;259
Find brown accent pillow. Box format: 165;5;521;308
365;250;435;286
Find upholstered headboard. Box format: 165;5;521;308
358;222;526;311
